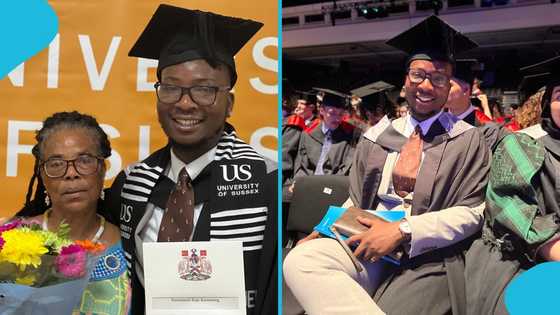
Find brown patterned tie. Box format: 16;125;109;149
392;125;423;198
158;168;194;242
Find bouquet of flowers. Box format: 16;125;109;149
0;218;104;315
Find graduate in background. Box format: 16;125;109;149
445;59;508;150
465;55;560;315
292;88;359;181
282;91;318;189
105;5;277;315
351;81;395;130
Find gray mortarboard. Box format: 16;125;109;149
313;88;349;109
386;15;478;65
128;4;263;86
350;81;394;110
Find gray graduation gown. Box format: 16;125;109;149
349;114;490;315
462;110;510;151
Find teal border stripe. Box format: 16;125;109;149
277;1;283;314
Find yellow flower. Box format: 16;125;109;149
0;229;48;270
15;274;36;285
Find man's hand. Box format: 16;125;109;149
477;94;492;119
346;216;404;262
538;238;560;261
288;182;295;193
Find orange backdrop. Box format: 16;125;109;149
0;0;278;216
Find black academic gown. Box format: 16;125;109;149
464;128;560;315
349;114;490;315
105;125;277;315
292;122;359;180
281;116;307;203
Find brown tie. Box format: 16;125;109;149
392;125;423;198
158;168;194;242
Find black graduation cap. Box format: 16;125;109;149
128;4;263;86
313;88;349;109
454;59;478;85
518;73;548;102
293;90;318;105
386;15;478;64
520;55;560;83
350;81;394;110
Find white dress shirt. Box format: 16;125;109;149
140;147;216;243
134;147;217;286
455;105;476;121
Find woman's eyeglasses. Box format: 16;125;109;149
41;154;103;178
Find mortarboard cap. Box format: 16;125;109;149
518;73;548;97
386;15;478;65
350;81;395;98
520;55;560;84
313;88;349;109
351;81;394;111
294;90;318;105
128;4;263;86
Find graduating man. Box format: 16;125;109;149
351;81;395;129
282;91;318;191
445;60;492;125
284;15;490;315
292;89;359;180
105;5;277;315
445;59;507;150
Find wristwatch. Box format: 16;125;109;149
399;218;412;243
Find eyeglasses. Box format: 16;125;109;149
40;154;103;178
154;82;231;106
407;68;450;88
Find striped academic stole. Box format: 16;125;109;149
119;126;270;260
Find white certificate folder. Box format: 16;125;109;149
143;241;246;315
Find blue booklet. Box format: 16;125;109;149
314;206;406;265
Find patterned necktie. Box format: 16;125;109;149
392;125;423;197
314;129;333;175
158;168;194;242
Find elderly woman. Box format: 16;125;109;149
16;111;130;315
465;56;560;315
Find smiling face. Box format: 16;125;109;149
404;59;452;121
40;128;105;214
157;59;233;155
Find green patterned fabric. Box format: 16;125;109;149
486;133;556;249
72;243;130;315
73;271;130;315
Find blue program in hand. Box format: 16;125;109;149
314;206;406;265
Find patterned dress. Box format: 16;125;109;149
73;242;130;315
